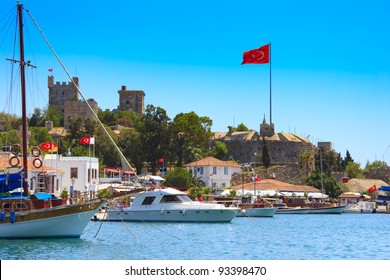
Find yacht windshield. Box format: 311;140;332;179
160;194;192;203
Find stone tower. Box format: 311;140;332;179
118;85;145;115
260;115;275;137
48;75;79;115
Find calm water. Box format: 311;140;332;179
1;214;389;260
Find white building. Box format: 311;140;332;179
185;156;242;191
43;154;99;195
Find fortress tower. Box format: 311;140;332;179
48;75;79;115
260;115;275;137
118;85;145;115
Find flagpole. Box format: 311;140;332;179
269;42;272;125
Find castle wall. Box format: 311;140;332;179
63;99;98;129
220;138;314;166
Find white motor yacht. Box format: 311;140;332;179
102;188;239;222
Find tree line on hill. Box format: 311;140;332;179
1;104;388;198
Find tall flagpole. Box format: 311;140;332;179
269;42;272;125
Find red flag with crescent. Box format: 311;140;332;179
40;142;52;150
242;44;270;64
368;185;377;193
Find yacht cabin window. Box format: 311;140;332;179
141;196;156;205
161;195;192;203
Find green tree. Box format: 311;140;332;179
28;108;44;127
163;167;193;190
29;127;52;147
0;113;20;131
262;138;271;169
42;105;62;127
209;141;228;160
171;111;212;166
299;152;312;175
236;123;249;131
345;161;364;179
137;105;171;174
363;160;388;174
0;130;20;147
305;170;343;198
119;128;144;174
98;109;117;126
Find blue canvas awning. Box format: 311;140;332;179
379;186;390;192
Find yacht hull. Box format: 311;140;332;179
105;208;237;222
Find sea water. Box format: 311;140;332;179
1;214;389;260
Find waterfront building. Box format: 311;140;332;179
185;156;242;191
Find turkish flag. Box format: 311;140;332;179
157;158;164;163
255;176;261;182
368;185;377;193
40;142;52;150
242;44;270;65
80;136;91;145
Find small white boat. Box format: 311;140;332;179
102;188;239;222
343;201;376;214
236;206;276;217
274;203;309;214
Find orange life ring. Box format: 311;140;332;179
9;156;20;167
33;158;43;169
11;144;21;155
31;146;41;157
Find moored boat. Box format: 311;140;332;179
236;205;276;217
308;205;345;214
101;187;239;222
0;3;106;239
274;203;309;214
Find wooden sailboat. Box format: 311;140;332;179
0;3;106;239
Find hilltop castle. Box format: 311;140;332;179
48;76;145;129
212;116;316;167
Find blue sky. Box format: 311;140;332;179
1;0;389;166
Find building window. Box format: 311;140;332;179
224;167;228;175
70;167;78;179
88;169;91;183
213;167;217;175
200;167;204;175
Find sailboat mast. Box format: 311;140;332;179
17;3;29;196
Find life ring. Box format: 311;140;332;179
33;158;43;169
9;156;20;167
11;144;21;155
31;146;41;157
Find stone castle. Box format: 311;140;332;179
212;116;316;167
48;76;144;129
48;75;329;169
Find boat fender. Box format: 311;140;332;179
160;209;164;215
11;144;21;155
31;146;41;157
182;209;186;215
0;211;5;221
9;156;20;167
10;209;16;224
33;158;43;168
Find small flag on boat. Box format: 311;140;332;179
255;176;261;182
241;43;270;65
368;185;377;193
157;158;164;163
80;136;95;145
40;142;52;150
